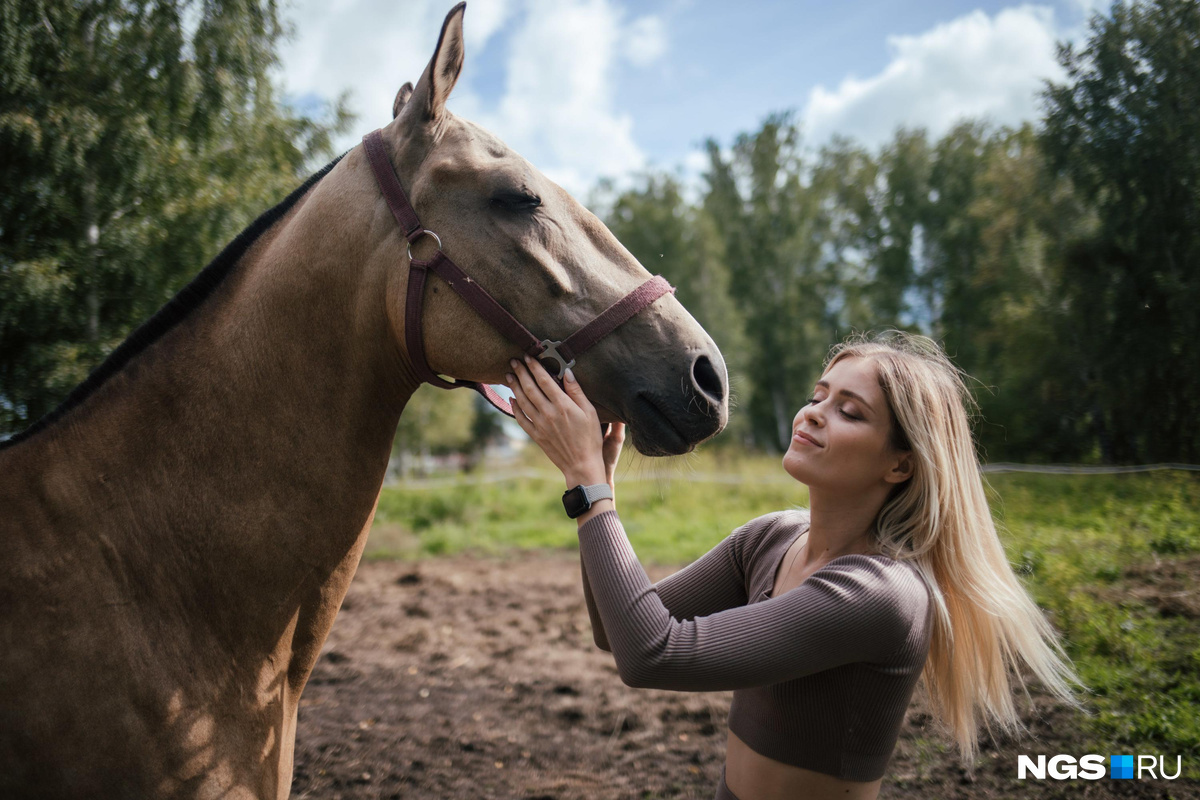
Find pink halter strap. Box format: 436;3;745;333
362;129;675;417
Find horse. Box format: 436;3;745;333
0;4;727;798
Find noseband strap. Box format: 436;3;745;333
363;129;675;418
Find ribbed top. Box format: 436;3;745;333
578;509;931;782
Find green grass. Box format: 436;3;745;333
367;452;1200;770
368;448;807;562
986;470;1200;769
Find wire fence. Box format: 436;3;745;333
981;462;1200;474
390;463;1200;489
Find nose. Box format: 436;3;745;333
619;340;729;456
691;353;725;407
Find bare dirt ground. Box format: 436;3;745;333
291;554;1197;800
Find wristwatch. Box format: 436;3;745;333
562;483;614;519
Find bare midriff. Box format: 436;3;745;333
725;731;883;800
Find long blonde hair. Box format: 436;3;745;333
824;330;1083;763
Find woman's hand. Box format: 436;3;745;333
506;356;607;490
602;422;625;495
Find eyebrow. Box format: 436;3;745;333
815;380;875;413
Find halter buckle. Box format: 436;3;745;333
406;229;442;261
538;339;576;379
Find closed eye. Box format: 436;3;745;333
805;395;861;421
491;190;541;212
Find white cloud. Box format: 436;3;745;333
278;0;664;198
623;15;667;67
474;0;665;197
677;147;713;204
1071;0;1110;17
462;0;517;49
802;6;1067;149
682;148;709;175
278;0;512;136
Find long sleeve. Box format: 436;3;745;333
580;512;788;652
580;562;613;651
578;510;927;692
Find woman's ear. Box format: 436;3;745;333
885;451;914;484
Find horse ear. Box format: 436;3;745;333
392;82;414;119
405;2;466;123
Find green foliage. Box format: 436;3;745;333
1041;0;1200;462
701;114;833;451
4;0;1197;466
597;172;753;447
0;0;351;434
590;0;1198;464
392;385;500;474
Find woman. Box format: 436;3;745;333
504;330;1081;800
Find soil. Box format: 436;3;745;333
291;554;1198;800
1110;555;1200;620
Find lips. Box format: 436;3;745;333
793;429;822;447
630;394;691;456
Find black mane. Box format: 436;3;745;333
0;152;346;451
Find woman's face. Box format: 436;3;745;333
782;356;912;494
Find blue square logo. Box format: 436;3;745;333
1110;755;1134;779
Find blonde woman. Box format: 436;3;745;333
505;330;1081;800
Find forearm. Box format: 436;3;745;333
580;559;612;651
577;509;665;687
581;509;763;654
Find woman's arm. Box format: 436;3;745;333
578;509;927;692
571;410;770;652
501;358;923;687
580;562;613;651
581;514;784;652
581;533;748;653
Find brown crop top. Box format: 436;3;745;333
578;508;932;782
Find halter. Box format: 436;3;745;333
363;129;675;418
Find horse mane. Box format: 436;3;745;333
0;152;347;451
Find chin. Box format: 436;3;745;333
781;449;811;485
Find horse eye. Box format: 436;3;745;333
491;191;541;211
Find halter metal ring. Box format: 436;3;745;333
407;229;442;261
538;339;576;379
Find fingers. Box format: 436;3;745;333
560;367;596;415
509;358;551;417
525;354;563;398
602;421;624;454
508;383;535;432
508;356;603;447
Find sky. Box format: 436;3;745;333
277;0;1109;198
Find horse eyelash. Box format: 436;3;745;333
491;192;541;211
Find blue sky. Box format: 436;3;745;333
278;0;1105;196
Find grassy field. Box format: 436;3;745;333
367;450;1200;775
370;449;804;562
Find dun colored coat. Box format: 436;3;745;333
0;5;728;798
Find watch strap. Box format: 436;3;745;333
580;483;614;505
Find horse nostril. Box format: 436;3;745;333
691;355;725;404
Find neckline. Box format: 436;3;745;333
762;526;809;600
760;523;895;600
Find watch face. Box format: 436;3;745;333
562;486;589;518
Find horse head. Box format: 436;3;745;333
372;3;728;456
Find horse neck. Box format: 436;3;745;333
15;159;420;660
